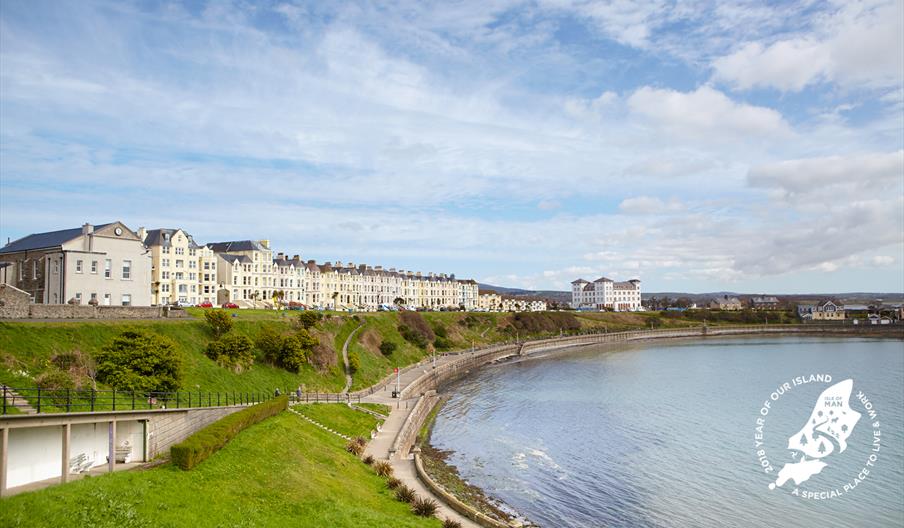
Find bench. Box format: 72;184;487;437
105;442;133;464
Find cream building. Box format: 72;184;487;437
0;222;152;306
207;240;278;307
141;228;218;306
571;277;642;311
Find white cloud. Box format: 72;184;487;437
712;0;904;91
627;85;792;140
618;196;685;215
747;151;904;196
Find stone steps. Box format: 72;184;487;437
1;385;37;414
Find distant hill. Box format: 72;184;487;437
478;283;904;305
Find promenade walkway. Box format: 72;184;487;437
362;354;480;527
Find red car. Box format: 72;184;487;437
198;302;213;308
221;302;239;309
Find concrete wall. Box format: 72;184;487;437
146;406;241;457
0;284;30;318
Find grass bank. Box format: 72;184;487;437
0;409;440;527
292;403;383;438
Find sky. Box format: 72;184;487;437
0;0;902;293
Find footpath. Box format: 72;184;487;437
362;354;480;527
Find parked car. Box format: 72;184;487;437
221;302;239;309
197;301;213;308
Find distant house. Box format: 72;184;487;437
709;295;742;311
797;300;845;321
750;296;780;310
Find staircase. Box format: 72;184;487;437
1;385;38;414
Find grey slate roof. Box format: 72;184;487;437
0;223;112;255
206;240;267;253
218;253;252;264
144;228;201;249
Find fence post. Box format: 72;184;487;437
2;386;6;415
66;388;71;413
208;393;211;407
37;387;42;413
91;389;96;412
176;391;180;408
132;391;136;410
217;392;221;407
112;389;116;411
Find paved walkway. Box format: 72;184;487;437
340;324;364;394
362;354;480;528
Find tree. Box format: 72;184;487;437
297;311;323;329
348;351;360;374
393;297;406;308
204;309;233;338
255;327;284;365
96;331;182;392
331;291;339;309
206;334;255;372
279;335;308;372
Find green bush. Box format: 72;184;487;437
433;336;452;350
96;331;182;392
297;311;323;329
206;334;255;372
412;496;438;517
348;351;360;374
279;334;309;372
433;324;448;338
378;341;397;356
508;312;581;334
170;395;288;470
204;310;233;338
255;327;284;365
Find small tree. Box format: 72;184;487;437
204;309;233;338
348;351;360;374
206;334;255;372
96;331;182;392
256;327;284;365
379;341;397;356
279;335;308;372
393;297;406;308
297;311;323;329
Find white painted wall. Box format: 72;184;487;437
7;426;62;489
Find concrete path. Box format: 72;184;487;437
340;323;364;394
362;354;480;528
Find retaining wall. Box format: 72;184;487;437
414;453;511;528
2;304;189;320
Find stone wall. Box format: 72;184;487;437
0;285;31;319
1;303;189;320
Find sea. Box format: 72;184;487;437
430;336;904;527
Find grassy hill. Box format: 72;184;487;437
0;406;440;527
0;308;754;402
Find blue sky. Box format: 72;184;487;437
1;0;902;293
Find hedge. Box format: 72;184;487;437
170;395;289;470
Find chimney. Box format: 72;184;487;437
277;252;285;260
347;262;354;268
138;226;147;242
82;223;94;235
335;261;342;268
293;255;300;260
308;259;315;265
83;223;94;252
376;266;383;271
258;239;270;249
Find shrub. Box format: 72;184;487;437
395;485;416;503
348;351;360;374
206;334;255;372
374;460;393;477
354;436;367;447
386;477;402;490
35;368;76;406
362;454;374;465
96;331;182;392
412;496;438;517
398;311;434;348
255;327;284;364
508;312;581;334
204;310;233;338
346;440;364;456
171;396;288;470
297;311;323;329
433;324;448;338
443;519;462;528
433;336;452;350
279;335;309;372
379;341;397;356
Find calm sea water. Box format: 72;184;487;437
431;336;904;528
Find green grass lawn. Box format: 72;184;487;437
0;411;440;528
292;403;382;438
356;402;392;416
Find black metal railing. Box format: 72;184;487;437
1;386;277;415
0;385;363;415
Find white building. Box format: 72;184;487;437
141;228;218;306
0;222;152;306
571;277;642;311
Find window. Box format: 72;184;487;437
32;261;38;279
178;284;188;293
75;292;82;303
189;249;196;256
175;247;184;255
104;259;112;278
91;260;98;274
204;262;210;270
162;271;170;279
76;260;83;273
189;260;196;269
121;294;131;306
103;293;111;306
176;260;184;268
175;272;184;280
189;273;196;280
90;293;97;303
163;246;170;254
122;260;132;279
162;258;170;267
